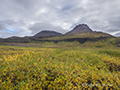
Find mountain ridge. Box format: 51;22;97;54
34;30;62;38
0;23;116;44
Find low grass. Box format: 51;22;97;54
98;50;120;57
0;43;120;89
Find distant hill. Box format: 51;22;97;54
0;38;4;44
7;36;21;40
34;30;62;38
42;32;113;40
65;24;93;35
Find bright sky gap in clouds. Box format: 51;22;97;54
0;0;120;38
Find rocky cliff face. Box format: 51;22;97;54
34;30;62;38
65;24;93;35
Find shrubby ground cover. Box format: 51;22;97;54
0;43;120;90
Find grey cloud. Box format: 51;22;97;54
0;19;32;38
0;19;15;30
0;28;32;38
29;22;66;34
115;32;120;36
0;24;5;30
0;20;15;25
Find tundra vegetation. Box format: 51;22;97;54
0;41;120;90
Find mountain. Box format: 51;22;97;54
0;38;4;43
0;23;117;45
65;24;93;35
34;30;62;38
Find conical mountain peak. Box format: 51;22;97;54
65;24;93;35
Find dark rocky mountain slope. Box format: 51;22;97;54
34;30;62;38
65;24;93;35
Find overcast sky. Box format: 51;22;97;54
0;0;120;38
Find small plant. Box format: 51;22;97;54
0;45;120;89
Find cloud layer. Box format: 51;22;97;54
0;0;120;38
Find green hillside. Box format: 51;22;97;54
39;32;112;40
